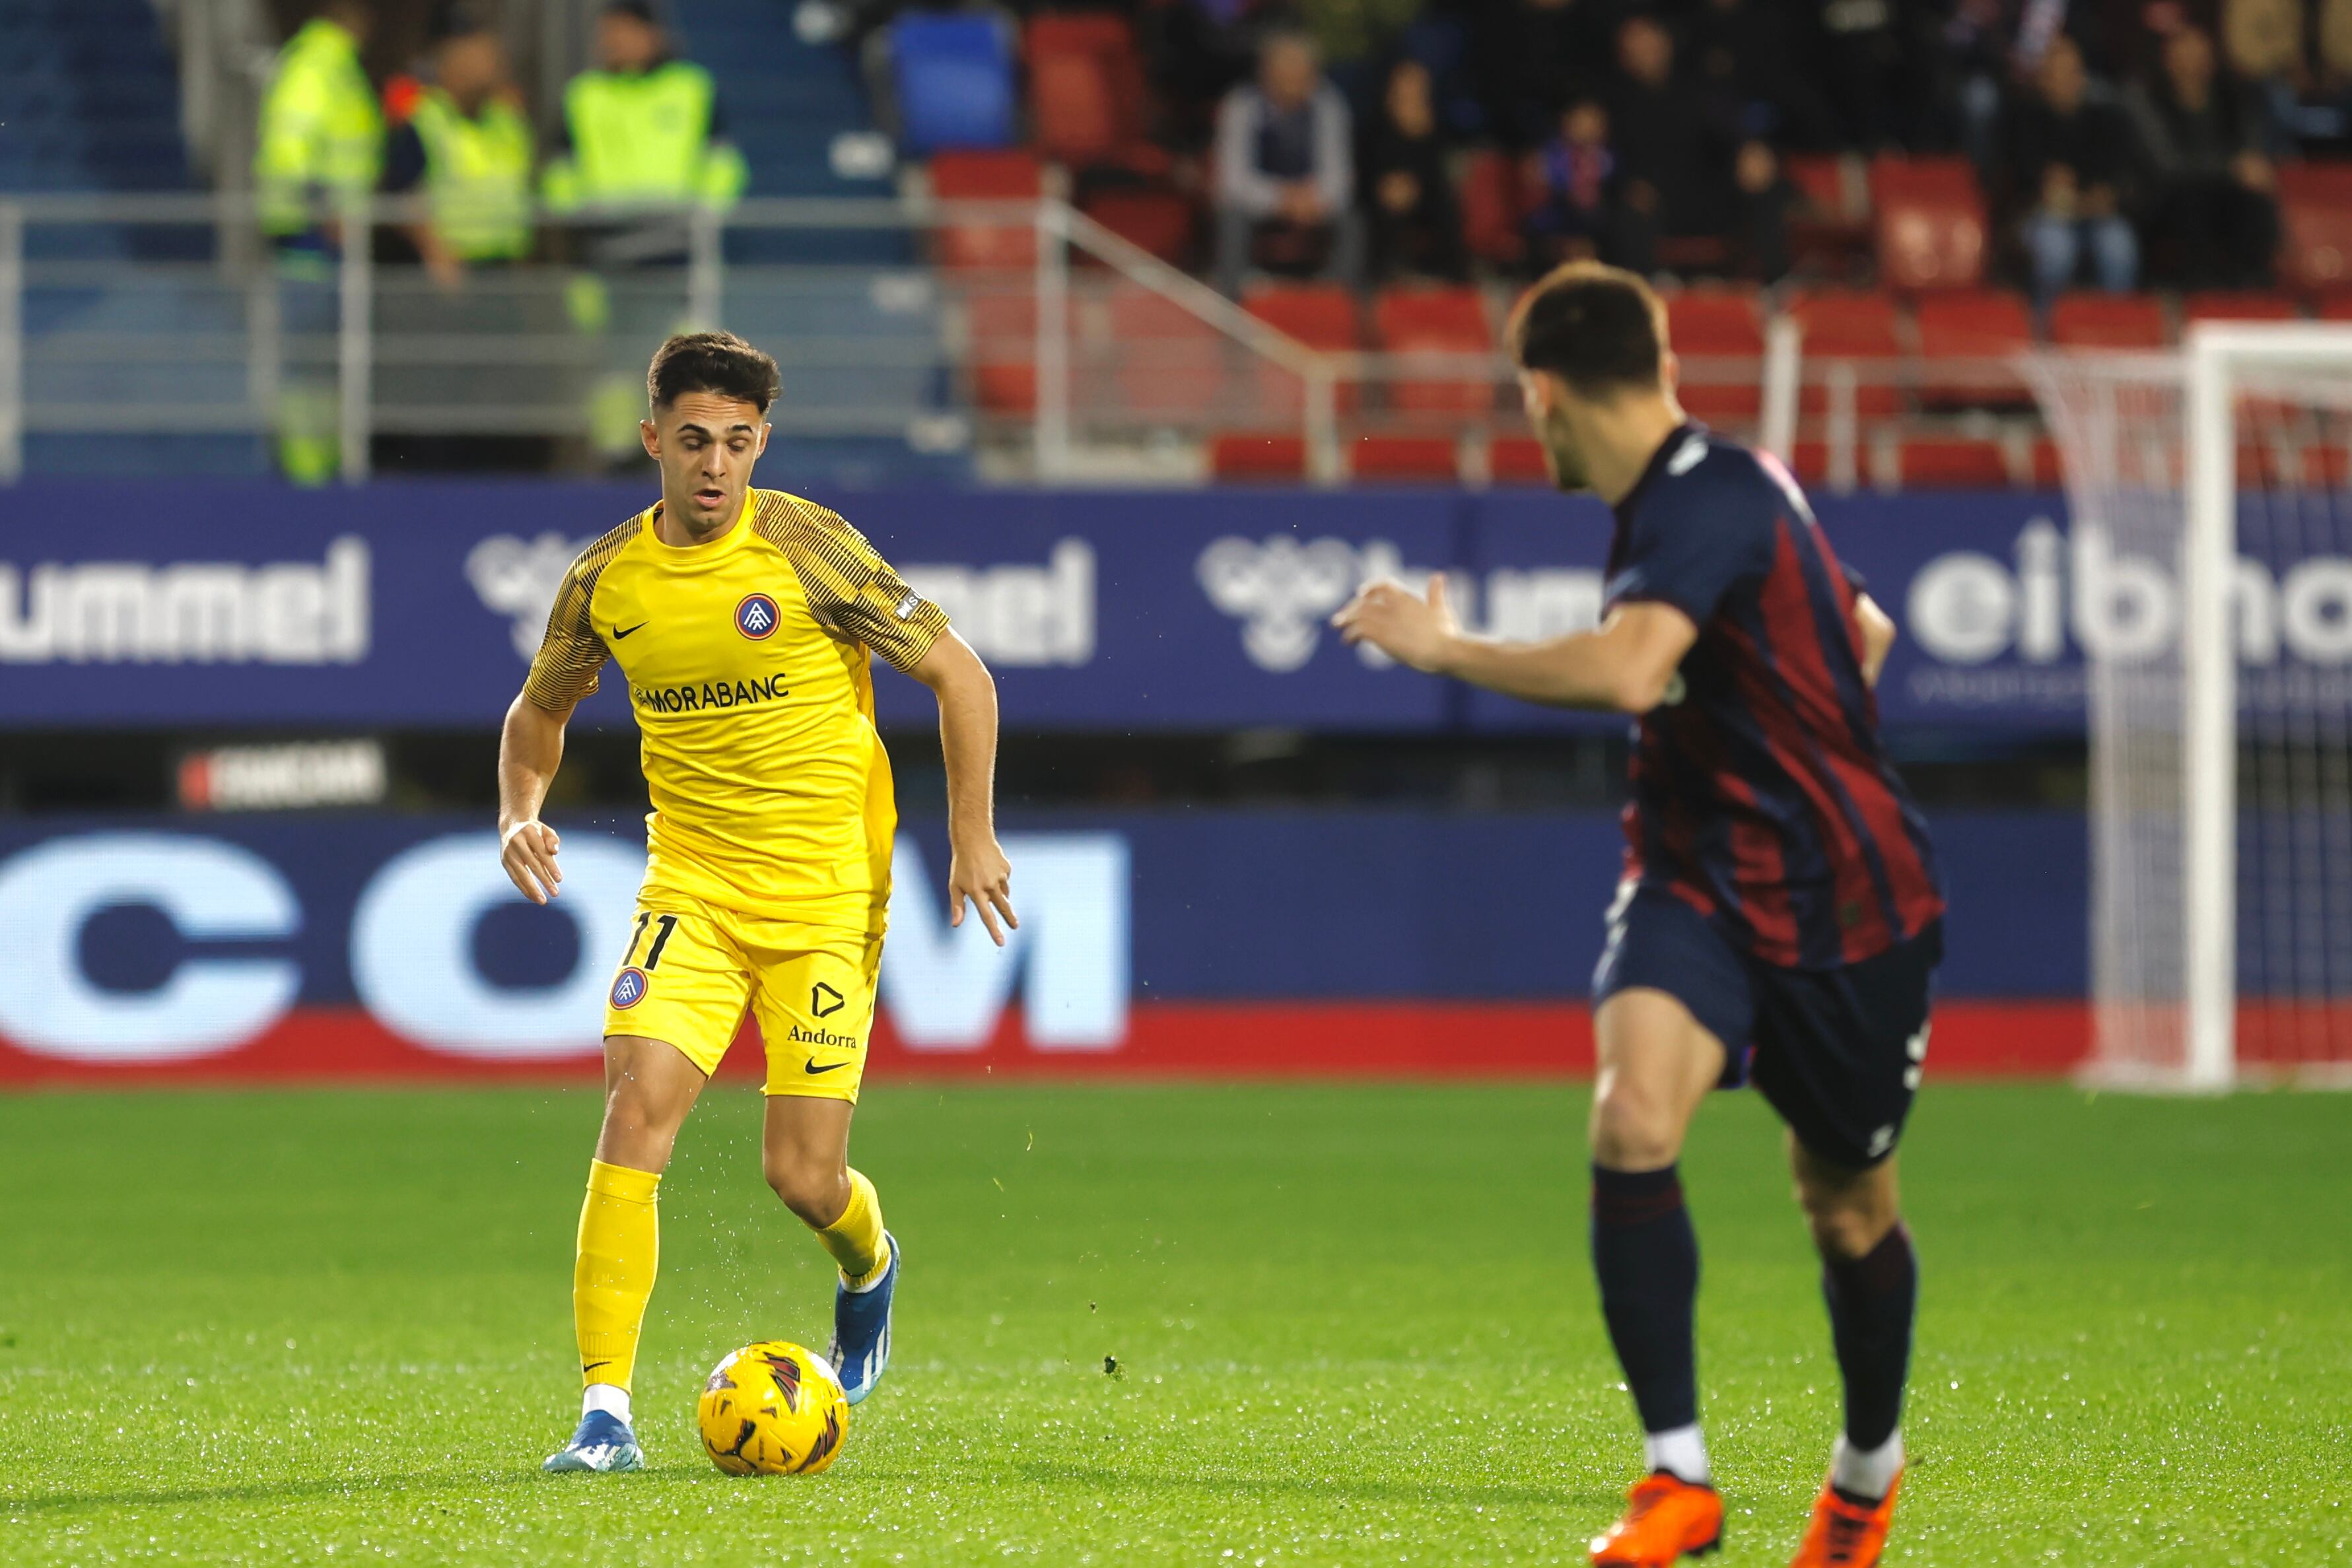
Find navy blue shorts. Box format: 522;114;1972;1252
1591;886;1943;1170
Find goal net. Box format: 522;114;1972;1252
2029;324;2352;1091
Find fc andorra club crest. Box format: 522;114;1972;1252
610;967;649;1009
736;593;780;640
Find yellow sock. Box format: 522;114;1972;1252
815;1168;890;1285
574;1159;660;1390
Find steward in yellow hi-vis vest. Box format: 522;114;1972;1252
541;1;748;213
382;20;536;276
500;334;1013;1469
255;4;384;253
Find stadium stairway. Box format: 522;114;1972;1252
1;0;267;475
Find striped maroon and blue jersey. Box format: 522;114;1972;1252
1605;425;1943;969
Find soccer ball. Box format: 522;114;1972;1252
696;1340;850;1476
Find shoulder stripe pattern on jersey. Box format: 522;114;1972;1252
522;512;644;712
748;491;950;672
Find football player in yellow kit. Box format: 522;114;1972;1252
498;332;1016;1473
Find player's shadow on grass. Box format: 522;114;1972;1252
9;1469;547;1515
1016;1460;1610;1512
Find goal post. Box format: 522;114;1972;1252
2029;322;2352;1092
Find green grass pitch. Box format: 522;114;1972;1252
1;1081;2346;1565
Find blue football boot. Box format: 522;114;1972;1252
827;1230;899;1406
541;1408;644;1474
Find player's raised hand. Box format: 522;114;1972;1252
1331;573;1461;673
948;836;1018;947
501;818;563;905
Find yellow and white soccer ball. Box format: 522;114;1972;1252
697;1340;850;1476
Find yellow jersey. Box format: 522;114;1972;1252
524;489;950;932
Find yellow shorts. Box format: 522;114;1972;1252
602;893;883;1101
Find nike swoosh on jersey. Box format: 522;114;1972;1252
613;621;648;639
804;1060;852;1075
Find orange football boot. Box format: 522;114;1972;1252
1589;1471;1724;1566
1788;1472;1901;1568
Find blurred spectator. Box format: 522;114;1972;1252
383;15;534;290
1214;32;1364;293
1732;139;1799;282
2009;35;2143;302
2126;24;2281;288
1139;0;1259;153
256;0;383;259
2225;0;2305;83
1299;0;1423;84
1470;0;1615;149
541;1;747;218
1605;15;1737;274
1812;0;1912;149
1686;0;1833;149
255;0;382;485
544;0;749;463
1521;99;1616;270
1360;59;1469;281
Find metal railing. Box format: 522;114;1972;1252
0;190;2047;488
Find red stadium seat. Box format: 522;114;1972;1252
1460;149;1529;268
1912;289;2033;407
2031;437;2065;489
1666;290;1763;421
1107;282;1226;420
1785;290;1904;417
1897;435;2011;488
1209;432;1306;481
2275;162;2352;292
1790;438;1832;487
1352;434;1461;482
1783;153;1871;275
2182;290;2301;324
1373;286;1494;416
965;291;1036;413
930;150;1041;270
1244;283;1362;415
2048;292;2170;348
1869;155;1987;291
1079;188;1195;265
1488;434;1550;484
2314;288;2352;322
1025;13;1152;168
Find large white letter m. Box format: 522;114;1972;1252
879;833;1130;1050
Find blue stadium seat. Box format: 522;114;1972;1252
889;15;1018;156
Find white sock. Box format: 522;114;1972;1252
1830;1429;1903;1501
582;1382;633;1425
1643;1424;1710;1485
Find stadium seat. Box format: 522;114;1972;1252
2182;290;2301;324
2315;288;2352;322
2048;291;2170;348
1912;289;2033;407
1352;434;1462;483
929;149;1041;271
1665;290;1764;422
1373;286;1494;415
1789;438;1832;487
1488;434;1551;484
1079;188;1196;265
1025;13;1150;167
1897;435;2011;488
1785;290;1904;417
1244;283;1362;415
1108;282;1228;420
1460;150;1528;268
2032;437;2065;488
1209;432;1307;481
964;290;1037;413
889;14;1018;155
1868;155;1987;290
2276;162;2352;292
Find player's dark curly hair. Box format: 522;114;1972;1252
1505;261;1668;401
646;331;780;414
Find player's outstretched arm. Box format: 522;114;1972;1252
1332;575;1698;714
1853;592;1896;689
907;630;1018;947
497;692;574;905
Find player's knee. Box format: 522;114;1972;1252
1795;1179;1895;1261
1589;1081;1684;1169
764;1153;848;1227
597;1081;683;1170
